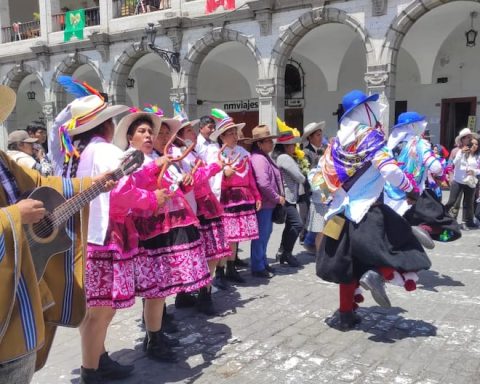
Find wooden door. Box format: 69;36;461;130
440;97;476;149
228;111;259;139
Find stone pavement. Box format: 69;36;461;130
33;222;480;384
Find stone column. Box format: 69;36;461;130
38;0;49;41
169;87;188;115
364;68;393;134
100;0;111;31
42;101;56;151
0;1;10;36
256;78;278;133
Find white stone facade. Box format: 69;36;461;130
0;0;479;150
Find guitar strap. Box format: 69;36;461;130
0;158;21;204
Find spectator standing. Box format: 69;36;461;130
273;132;305;267
301;121;327;253
249;125;284;278
6;130;53;176
445;128;479;230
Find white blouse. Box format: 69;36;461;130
76;136;124;245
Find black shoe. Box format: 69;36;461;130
303;243;316;255
196;287;216;316
174;292;197;309
411;226;435;249
80;367;104;384
463;222;479;230
252;270;274;279
143;331;179;351
226;261;246;283
359;270;391;308
97;352;134;380
279;253;300;268
212;267;229;290
145;331;179;363
234;257;249;268
338;311;361;331
265;264;276;273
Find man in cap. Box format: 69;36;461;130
7;129;53;176
0;85;111;383
301;121;327;253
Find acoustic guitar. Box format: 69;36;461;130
25;149;144;281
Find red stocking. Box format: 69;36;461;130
378;267;395;281
339;281;357;313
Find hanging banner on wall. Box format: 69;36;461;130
206;0;236;14
64;9;85;42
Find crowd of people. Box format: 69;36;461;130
0;78;480;384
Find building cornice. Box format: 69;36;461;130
0;1;330;65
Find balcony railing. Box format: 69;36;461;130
51;7;100;32
1;20;40;43
113;0;171;18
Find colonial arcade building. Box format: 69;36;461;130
0;0;479;149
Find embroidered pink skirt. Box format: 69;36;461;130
198;215;231;261
135;224;211;298
85;219;139;309
221;187;259;242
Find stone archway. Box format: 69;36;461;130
268;7;377;124
51;52;104;111
2;63;44;131
111;43;159;106
382;0;480;67
385;0;480;140
181;27;265;116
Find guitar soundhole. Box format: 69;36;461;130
32;217;54;239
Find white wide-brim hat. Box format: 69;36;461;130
114;112;163;150
178;118;200;134
65;95;129;137
455;127;473;146
209;121;246;142
0;85;16;124
301;121;325;143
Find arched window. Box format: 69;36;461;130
284;59;304;99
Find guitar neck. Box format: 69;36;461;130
52;168;123;226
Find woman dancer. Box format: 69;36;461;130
56;94;164;383
175;114;230;313
115;109;211;361
207;109;261;283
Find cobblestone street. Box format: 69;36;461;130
33;219;480;384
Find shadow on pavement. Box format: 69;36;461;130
417;269;465;292
324;307;437;343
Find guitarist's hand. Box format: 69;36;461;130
17;199;46;224
92;173;117;192
155;189;170;207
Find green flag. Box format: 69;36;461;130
64;9;85;42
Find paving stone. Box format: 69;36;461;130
32;221;480;384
